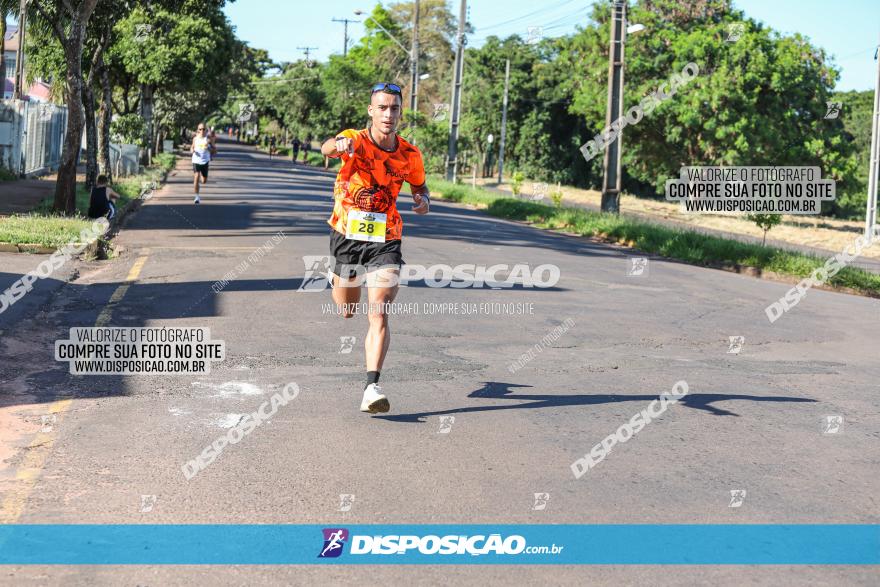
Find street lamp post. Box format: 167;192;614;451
410;1;419;117
600;0;645;214
866;43;880;240
445;0;467;182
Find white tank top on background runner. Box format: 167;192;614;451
192;136;211;165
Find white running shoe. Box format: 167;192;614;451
194;195;201;204
360;383;390;413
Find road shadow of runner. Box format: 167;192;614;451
375;381;817;422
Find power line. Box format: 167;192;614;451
476;0;578;32
468;4;594;46
540;5;592;29
248;75;321;85
835;46;876;62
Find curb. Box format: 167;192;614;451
12;244;57;254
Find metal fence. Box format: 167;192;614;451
1;100;144;179
23;102;67;175
109;143;141;177
0;99;67;177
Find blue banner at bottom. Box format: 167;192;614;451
0;525;877;565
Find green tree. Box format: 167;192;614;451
386;0;457;117
567;0;859;210
25;0;133;187
252;60;324;139
832;89;873;217
748;213;781;245
199;43;272;137
110;112;147;145
111;2;236;152
26;0;102;214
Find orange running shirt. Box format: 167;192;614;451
327;128;426;241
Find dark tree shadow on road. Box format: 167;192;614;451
375;381;817;422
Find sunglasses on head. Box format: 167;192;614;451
371;82;402;95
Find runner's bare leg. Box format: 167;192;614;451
365;268;399;372
332;274;361;319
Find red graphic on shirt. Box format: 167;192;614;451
352;184;393;213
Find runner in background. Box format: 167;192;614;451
190;123;212;204
301;137;311;165
291;137;301;164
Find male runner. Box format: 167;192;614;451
190;123;212;204
321;82;430;414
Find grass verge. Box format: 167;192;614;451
0;153;177;249
429;176;880;297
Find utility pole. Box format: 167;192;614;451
600;0;626;213
297;46;318;66
331;18;359;57
497;58;510;183
866;43;880;239
13;0;27;99
445;0;466;182
410;0;420;115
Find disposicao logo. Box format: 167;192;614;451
318;528;349;558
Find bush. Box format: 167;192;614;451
550;184;564;209
511;171;524;195
110;114;147;147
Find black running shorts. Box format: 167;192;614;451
193;163;209;178
329;228;404;278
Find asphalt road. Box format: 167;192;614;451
0;141;877;585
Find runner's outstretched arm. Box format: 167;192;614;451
321;135;354;158
411;183;430;215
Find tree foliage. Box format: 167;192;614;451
16;0;871;221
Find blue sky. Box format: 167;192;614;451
223;0;879;91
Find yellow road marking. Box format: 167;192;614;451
0;251;150;523
95;254;147;327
